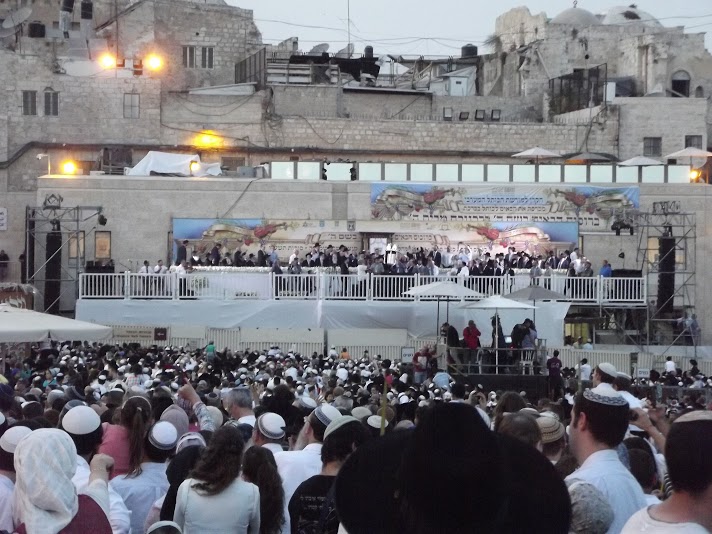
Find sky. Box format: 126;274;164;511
227;0;712;57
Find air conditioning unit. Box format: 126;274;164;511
236;166;257;178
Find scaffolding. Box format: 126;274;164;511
636;208;697;354
594;207;696;358
25;194;104;314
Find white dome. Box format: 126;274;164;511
601;6;662;28
551;7;601;26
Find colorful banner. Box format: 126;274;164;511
173;218;578;258
370;184;639;230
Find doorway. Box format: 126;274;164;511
360;233;393;257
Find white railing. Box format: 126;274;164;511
78;272;647;305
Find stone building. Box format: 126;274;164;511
0;2;711;346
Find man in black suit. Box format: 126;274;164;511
176;240;188;265
441;322;462;364
433;247;442;268
256;245;267;267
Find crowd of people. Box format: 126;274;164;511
1;340;711;533
168;240;606;280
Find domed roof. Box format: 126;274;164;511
551;7;601;26
601;6;662;28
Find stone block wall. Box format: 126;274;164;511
614;97;708;159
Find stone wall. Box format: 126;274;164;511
614;97;708;159
270;85;543;122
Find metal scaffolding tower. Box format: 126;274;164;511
636;207;697;355
25;194;105;314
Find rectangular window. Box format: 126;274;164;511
643;137;662;157
123;93;140;119
182;46;196;68
22;91;37;116
685;135;703;149
44;91;59;116
201;47;214;69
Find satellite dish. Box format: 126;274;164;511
335;42;354;58
0;26;18;38
308;43;329;55
2;6;33;29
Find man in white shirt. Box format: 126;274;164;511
275;404;341;534
110;421;177;534
664;356;677;375
223;387;256;428
570;247;580;263
623;411;712;533
252;412;287;456
289;248;300;265
566;385;647;533
577;358;592;381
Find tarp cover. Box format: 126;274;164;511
76;299;570;345
127;151;222;177
0;304;112;342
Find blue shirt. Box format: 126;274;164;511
600;264;612;277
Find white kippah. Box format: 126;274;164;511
257;412;286;440
314;404;341;427
367;415;388;430
61;405;101;435
0;426;33;453
148;421;178;450
597;362;617;377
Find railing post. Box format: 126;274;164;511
123;272;130;300
367;273;372;301
597;275;602;304
270;272;275;300
172;273;178;300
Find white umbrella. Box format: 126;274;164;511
404;280;484;298
618;156;662;167
506;286;564;324
0;304;112;342
404;281;485;338
462;296;536;374
664;147;712;160
512;147;561;163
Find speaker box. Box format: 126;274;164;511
657;237;675;313
45;230;62;314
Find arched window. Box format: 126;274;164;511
695;86;704;98
671;70;691;97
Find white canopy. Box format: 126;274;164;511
127;151;222;177
461;295;537;310
403;281;484;298
511;147;561;159
618;156;662;167
0;304;112;342
664;147;712;160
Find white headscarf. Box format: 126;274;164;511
14;428;79;533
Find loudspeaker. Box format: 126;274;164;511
657;237;675;313
80;0;93;19
45;228;62;314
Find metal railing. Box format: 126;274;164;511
78;272;647;305
0;261;24;284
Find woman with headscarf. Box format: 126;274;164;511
13;428;114;534
173;425;260;533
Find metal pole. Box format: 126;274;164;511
347;0;351;58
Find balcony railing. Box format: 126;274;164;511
78;272;647;305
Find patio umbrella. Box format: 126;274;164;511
565;152;616;164
461;296;536;374
506;286;565;323
404;281;484;338
618;156;662;167
511;147;561;163
664;147;712;160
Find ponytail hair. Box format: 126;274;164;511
121;396;152;477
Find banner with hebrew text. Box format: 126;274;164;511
370;184;639;231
